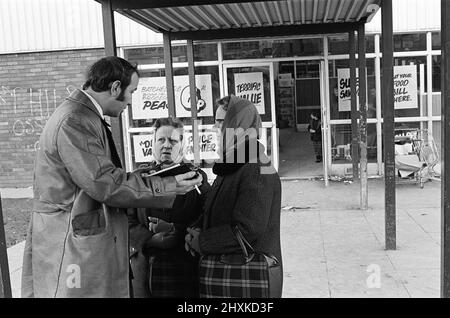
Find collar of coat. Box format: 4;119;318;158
66;89;104;120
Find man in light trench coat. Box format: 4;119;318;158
21;56;203;298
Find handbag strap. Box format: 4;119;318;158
232;225;255;258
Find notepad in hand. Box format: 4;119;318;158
148;163;196;178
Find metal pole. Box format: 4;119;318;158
101;0;117;57
382;0;396;250
163;33;176;118
101;0;125;164
349;30;359;181
441;0;450;298
358;23;368;210
187;40;201;165
0;195;12;298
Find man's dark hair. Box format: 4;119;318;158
82;56;139;97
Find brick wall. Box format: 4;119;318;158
0;49;105;188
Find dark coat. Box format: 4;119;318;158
128;168;211;297
199;162;282;267
128;169;210;253
308;117;322;142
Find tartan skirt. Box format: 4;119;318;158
199;253;271;298
150;254;199;298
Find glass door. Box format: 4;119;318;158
223;63;278;170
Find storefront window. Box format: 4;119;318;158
222;38;323;60
328;34;375;55
393;33;427;52
432;93;441;116
432;55;441;92
328;59;376;120
380;121;437;165
330;123;377;164
432;121;441;154
124;43;218;65
432;32;441;50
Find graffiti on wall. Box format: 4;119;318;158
1;85;78;151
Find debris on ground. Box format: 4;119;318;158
281;205;311;211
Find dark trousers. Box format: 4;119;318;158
313;140;322;159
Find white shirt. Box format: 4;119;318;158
81;90;105;120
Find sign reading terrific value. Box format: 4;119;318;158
131;75;214;119
234;72;265;114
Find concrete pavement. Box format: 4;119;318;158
4;178;442;297
281;178;440;298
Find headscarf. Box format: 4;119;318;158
213;96;265;175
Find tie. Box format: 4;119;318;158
100;118;122;168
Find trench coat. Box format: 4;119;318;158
21;89;177;298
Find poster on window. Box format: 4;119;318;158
175;75;214;118
337;68;360;112
393;65;417;109
133;134;154;163
184;130;220;161
131;75;214;119
234;72;265;114
132;77;169;119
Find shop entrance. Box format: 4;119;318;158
223;60;329;182
276;60;328;180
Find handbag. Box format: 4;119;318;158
199;226;282;298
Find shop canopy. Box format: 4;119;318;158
106;0;381;40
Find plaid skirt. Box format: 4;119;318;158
150;253;199;298
199;253;271;298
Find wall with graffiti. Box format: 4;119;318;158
0;49;104;187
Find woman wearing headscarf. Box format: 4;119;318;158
185;95;283;298
128;117;210;298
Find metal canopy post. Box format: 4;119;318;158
441;0;450;298
101;0;125;164
349;30;359;181
0;196;12;298
358;23;368;210
187;40;201;165
381;0;396;250
163;33;176;118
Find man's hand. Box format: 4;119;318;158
148;217;174;233
174;171;203;195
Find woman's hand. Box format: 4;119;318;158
185;227;202;256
